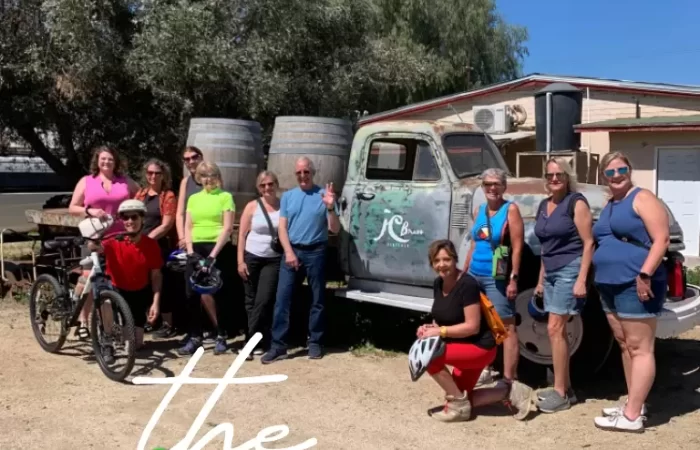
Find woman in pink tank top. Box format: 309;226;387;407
68;146;139;337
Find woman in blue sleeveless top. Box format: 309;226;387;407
592;152;669;433
464;168;524;384
533;157;594;414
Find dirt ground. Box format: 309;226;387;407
1;301;700;450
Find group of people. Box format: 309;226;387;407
418;152;669;434
66;144;668;434
67;144;339;362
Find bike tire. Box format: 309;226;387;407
29;274;68;353
90;290;136;382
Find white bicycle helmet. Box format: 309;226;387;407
408;336;446;382
117;199;147;215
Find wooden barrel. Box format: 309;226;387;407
267;116;353;194
185;118;264;212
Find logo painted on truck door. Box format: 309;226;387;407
370;209;425;248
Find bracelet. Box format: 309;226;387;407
439;326;448;339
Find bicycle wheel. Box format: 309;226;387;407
29;274;69;353
90;290;136;382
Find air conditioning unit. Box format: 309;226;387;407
473;105;512;134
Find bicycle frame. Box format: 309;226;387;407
55;245;113;329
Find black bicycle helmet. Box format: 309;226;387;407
188;257;223;295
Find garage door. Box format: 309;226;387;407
657;147;700;257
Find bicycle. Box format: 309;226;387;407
29;227;137;382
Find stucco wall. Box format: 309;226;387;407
608;131;700;192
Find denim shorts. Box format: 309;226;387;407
595;279;666;319
468;271;514;320
543;256;585;316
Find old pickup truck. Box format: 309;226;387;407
334;120;700;377
22;119;700;378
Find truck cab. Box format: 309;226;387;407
336;120;700;377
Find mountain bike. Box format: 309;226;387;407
29;232;137;382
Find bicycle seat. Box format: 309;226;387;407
44;237;83;250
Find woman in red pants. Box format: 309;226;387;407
417;239;536;422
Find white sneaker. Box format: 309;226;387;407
594;413;645;433
475;368;494;387
601;400;648;417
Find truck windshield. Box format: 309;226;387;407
442;133;503;178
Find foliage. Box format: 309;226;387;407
687;266;700;287
0;0;528;181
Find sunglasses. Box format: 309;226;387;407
545;172;566;181
147;170;162;176
120;214;141;222
183;155;201;162
603;166;630;178
259;182;275;188
295;170;311;176
482;181;502;188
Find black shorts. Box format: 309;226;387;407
116;287;151;328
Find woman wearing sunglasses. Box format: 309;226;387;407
135;158;180;338
463;168;524;386
236;171;282;359
591;152;669;433
179;161;236;356
533;157;594;413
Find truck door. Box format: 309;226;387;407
347;133;451;287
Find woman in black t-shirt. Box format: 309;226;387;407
418;239;536;422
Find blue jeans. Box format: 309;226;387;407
543;256;585;316
271;244;327;351
596;279;666;319
468;271;514;320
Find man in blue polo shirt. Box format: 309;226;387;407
262;157;340;363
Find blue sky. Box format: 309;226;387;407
497;0;700;86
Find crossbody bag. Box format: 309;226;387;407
485;204;511;281
256;198;284;254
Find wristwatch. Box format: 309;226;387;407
510;273;519;282
639;272;651;280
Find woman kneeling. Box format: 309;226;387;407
418;239;536;422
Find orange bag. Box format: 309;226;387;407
479;292;509;345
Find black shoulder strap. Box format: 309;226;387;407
256;198;278;239
606;198;650;250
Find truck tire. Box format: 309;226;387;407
495;286;615;384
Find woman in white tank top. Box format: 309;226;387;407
236;171;282;358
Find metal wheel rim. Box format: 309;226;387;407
515;288;585;365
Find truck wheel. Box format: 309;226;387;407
505;287;615;383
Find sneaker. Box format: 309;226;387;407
102;345;115;364
536;389;571;413
178;333;192;346
475;368;494;387
503;380;536;421
253;347;265;356
177;337;202;356
602;400;648;417
308;344;324;360
154;324;177;339
537;387;578;405
261;348;289;365
213;336;228;355
594;413;645;433
429;391;472;422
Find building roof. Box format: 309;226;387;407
358;73;700;126
574;114;700;132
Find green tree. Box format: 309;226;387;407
0;0;528;181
